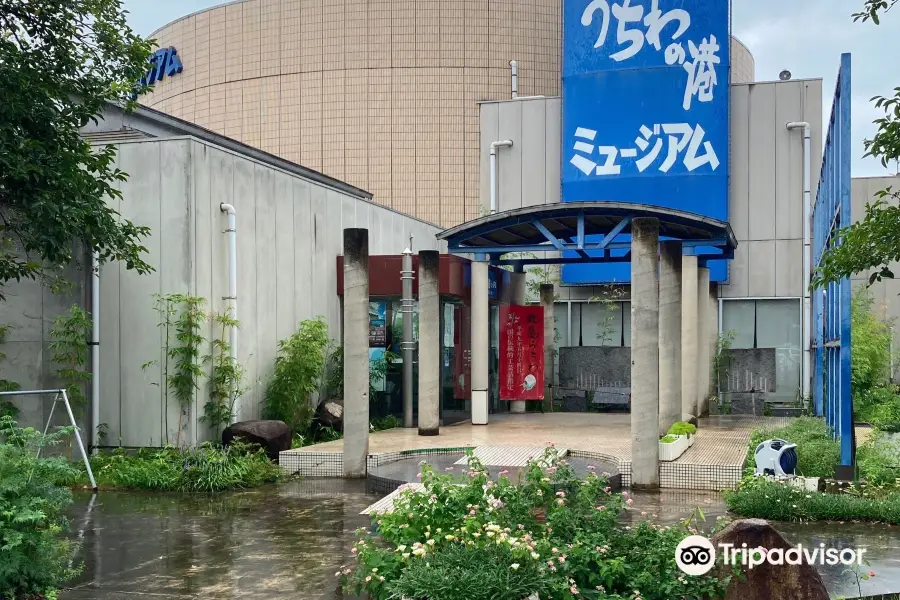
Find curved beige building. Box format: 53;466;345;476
145;1;754;227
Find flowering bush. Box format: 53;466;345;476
342;448;731;600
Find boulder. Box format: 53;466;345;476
316;398;344;430
711;519;829;600
222;420;291;461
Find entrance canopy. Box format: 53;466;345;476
437;202;738;267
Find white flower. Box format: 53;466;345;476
531;552;540;559
365;576;371;582
371;568;378;573
511;563;520;570
426;539;436;546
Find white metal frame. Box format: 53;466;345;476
0;389;97;490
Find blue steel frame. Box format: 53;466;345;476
446;213;734;267
813;53;854;468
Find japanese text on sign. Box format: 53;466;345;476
499;306;544;401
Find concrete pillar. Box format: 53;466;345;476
471;260;490;425
696;266;711;417
343;228;369;477
681;254;699;421
540;284;556;413
509;271;527;414
630;218;659;489
417;251;441;435
658;242;682;435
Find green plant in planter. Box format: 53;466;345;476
668;421;696;437
660;434;680;444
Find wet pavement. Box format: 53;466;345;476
62;480;371;600
61;481;900;600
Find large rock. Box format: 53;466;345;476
711;519;829;600
222;420;291;461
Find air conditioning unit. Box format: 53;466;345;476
754;439;798;477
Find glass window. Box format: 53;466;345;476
554;303;569;348
722;300;755;349
581;301;623;347
757;300;801;401
720;298;801;402
756;300;801;349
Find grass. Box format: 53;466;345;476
727;416;900;524
724;477;900;525
81;442;282;492
745;416;840;478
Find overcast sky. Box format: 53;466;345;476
125;0;900;177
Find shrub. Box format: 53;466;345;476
87;441;282;493
857;431;900;486
660;434;679;444
724;476;900;525
0;417;81;597
851;289;893;397
746;417;839;478
263;318;330;435
857;385;900;430
342;449;733;600
667;422;696;437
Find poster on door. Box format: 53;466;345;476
499;305;544;401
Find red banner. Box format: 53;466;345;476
499;305;544;401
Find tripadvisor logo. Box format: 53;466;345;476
675;535;867;576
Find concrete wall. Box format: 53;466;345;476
0;261;91;432
478;79;823;301
2;136;444;446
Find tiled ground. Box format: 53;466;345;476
279;413;804;489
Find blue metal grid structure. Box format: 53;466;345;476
813;53;854;468
436;202;736;267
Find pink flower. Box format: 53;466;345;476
587;465;596;471
445;466;455;471
350;547;358;555
416;472;422;479
546;467;557;474
622;491;629;498
558;555;566;563
597;505;607;511
556;498;565;505
640;511;647;516
556;491;566;497
570;585;578;594
870;570;876;577
626;498;634;506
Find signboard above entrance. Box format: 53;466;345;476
561;0;731;284
141;47;184;87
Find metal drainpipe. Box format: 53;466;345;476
401;236;415;428
509;60;518;99
220;203;239;419
787;121;811;403
90;249;100;453
489;140;513;214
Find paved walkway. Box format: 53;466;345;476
287;413;793;466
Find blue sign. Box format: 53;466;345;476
464;266;499;300
141;47;184;87
561;0;731;284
